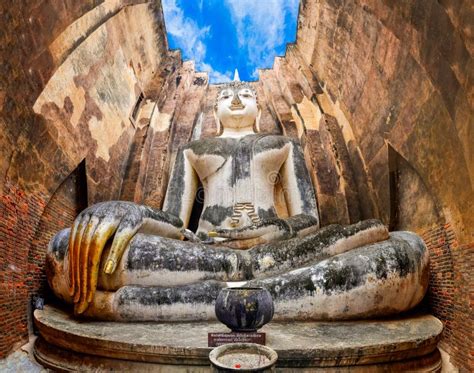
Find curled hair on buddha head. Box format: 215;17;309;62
214;81;259;108
214;81;261;136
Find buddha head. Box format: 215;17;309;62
215;81;260;136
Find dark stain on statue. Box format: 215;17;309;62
50;228;70;261
231;136;255;185
253;135;288;154
257;207;278;220
186;137;236;157
117;281;224;308
127;237;243;280
163;148;186;217
303;277;316;296
249;220;382;275
201;205;234;225
289;139;318;216
322;263;363;293
375;255;388;280
390;242;414;277
285;214;319;232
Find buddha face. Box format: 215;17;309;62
216;85;259;130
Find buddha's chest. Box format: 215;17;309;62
185;137;290;184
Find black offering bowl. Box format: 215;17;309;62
215;287;274;332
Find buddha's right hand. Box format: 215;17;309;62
67;201;183;315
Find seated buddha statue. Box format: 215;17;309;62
46;81;429;321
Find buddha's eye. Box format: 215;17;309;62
219;91;232;100
239;90;253;98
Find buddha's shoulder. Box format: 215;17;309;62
182;137;236;156
253;134;298;152
181;134;298;156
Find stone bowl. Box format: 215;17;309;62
215;287;274;332
209;343;278;372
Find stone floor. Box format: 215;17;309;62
0;338;45;373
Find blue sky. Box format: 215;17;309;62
162;0;300;83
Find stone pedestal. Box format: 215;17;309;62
34;305;443;372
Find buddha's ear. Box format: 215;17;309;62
213;109;223;136
253;107;262;133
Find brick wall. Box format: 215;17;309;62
0;163;86;358
28;162;88;304
422;224;473;372
449;241;473;372
0;181;46;356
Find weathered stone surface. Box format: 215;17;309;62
47;220;429;322
34;305;442;370
0;0;472;369
295;0;473;242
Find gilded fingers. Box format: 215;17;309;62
74;216;100;314
66;205;122;314
86;223;116;303
72;215;89;302
65;202;183;315
104;221;141;275
67;219;78;296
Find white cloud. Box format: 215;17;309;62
163;0;232;83
162;0;210;63
224;0;299;68
201;63;232;83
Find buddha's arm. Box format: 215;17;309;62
66;147;199;315
162;146;199;228
279;139;320;234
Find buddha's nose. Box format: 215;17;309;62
231;93;242;106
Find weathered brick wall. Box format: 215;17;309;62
0;181;47;356
0;165;87;357
422;224;473;372
450;242;474;371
